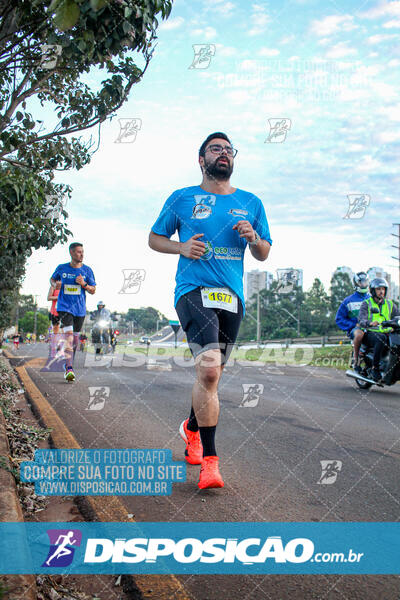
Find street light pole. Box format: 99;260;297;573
256;289;261;346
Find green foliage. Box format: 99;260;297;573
0;0;173;331
301;278;331;336
239;270;354;342
0;0;173;173
330;271;353;312
18;311;49;336
0;579;7;598
124;307;167;333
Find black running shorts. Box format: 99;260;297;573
58;311;85;333
50;314;60;326
175;287;243;361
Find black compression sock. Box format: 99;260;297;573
199;426;217;457
187;406;198;432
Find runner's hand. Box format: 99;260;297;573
370;321;379;327
75;275;86;286
180;233;206;259
233;220;256;243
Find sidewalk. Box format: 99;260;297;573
0;355;37;600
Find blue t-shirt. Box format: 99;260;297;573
151;186;272;312
51;263;96;317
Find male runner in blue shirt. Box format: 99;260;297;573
149;132;272;489
50;242;96;381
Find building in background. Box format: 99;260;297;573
333;266;354;280
276;268;303;294
367;267;398;300
244;270;274;301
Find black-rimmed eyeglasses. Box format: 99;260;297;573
205;144;238;158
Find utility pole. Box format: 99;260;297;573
33;295;38;340
15;292;19;333
256;289;261;346
392;223;400;303
280;306;300;335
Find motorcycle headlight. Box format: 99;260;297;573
98;320;107;327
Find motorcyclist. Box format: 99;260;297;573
358;278;400;382
92;301;112;353
335;272;370;373
92;300;110;320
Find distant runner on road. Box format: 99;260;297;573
149;132;272;490
50;242;96;381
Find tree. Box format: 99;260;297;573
125;307;167;333
330;270;353;313
19;310;49;336
302;278;331;335
0;167;71;333
0;0;173;172
0;0;173;333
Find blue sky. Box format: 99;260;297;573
24;0;400;317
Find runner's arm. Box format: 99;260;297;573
83;284;96;295
233;221;270;261
148;231;181;254
249;240;271;261
47;285;58;301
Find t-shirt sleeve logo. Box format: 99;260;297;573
191;194;216;219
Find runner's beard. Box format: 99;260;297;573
204;156;233;181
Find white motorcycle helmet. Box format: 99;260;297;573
353;272;369;294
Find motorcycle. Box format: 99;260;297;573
91;308;112;355
346;316;400;389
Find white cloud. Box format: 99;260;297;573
207;0;236;15
360;1;400;19
376;130;400;142
325;42;358;58
225;89;255;104
280;35;295;44
367;33;399;43
216;44;238;57
355;155;383;172
248;3;270;36
258;47;280;57
310;15;357;36
191;26;217;40
383;18;400;26
159;16;185;31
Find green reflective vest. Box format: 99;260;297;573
366;297;393;333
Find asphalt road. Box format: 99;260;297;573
6;343;400;600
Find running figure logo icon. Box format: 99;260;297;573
317;460;342;484
265;119;291;143
115;118;142;143
42;529;82;567
189;44;216;69
240;384;264;407
87;386;110;410
119;269;146;294
343;194;370;219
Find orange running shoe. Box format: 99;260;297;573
198;456;224;489
179;419;203;465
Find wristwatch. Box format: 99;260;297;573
249;231;260;246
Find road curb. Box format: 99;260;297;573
0;356;37;600
4;349;190;600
